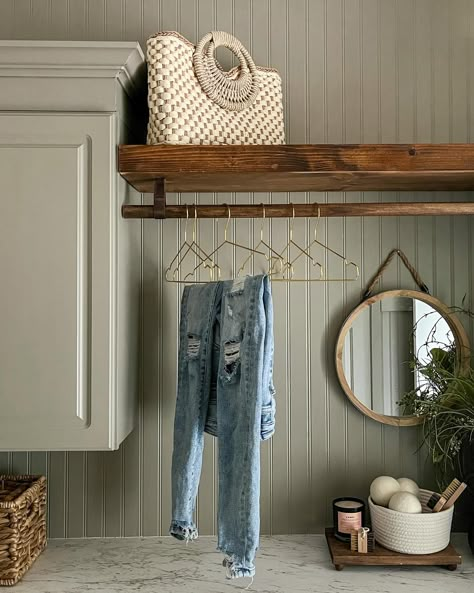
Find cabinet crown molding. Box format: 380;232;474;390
0;41;146;111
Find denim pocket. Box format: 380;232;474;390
261;389;276;441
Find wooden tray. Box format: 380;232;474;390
325;528;462;571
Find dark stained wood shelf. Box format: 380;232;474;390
325;528;462;571
119;143;474;193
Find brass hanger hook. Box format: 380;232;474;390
260;203;266;241
236;202;286;277
183;204;189;243
313;203;321;240
192;204;198;242
165;201;220;284
224;204;231;241
289;203;296;241
286;200;359;282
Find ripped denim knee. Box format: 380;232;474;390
220;339;241;383
261;388;276;441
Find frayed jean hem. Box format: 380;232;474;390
221;552;256;579
169;520;198;542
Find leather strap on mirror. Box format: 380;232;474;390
362;249;430;301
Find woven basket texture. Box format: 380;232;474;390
369;489;454;555
0;476;47;586
146;31;285;145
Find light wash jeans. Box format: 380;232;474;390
169;274;276;579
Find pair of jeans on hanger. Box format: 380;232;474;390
169;274;276;579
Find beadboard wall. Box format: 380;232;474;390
1;0;473;537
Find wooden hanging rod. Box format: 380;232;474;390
122;201;474;219
122;179;474;218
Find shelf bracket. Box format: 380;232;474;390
153;178;166;219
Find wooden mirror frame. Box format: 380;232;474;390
335;289;471;427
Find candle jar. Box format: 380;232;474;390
333;497;366;542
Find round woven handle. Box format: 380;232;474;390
193;31;260;112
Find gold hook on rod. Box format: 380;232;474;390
260;203;266;241
314;203;321;240
224;204;231;241
192;204;198;243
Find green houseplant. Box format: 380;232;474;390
399;307;474;552
400;345;474;478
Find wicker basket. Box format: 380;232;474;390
369;489;454;555
0;475;47;586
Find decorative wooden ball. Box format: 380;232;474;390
370;476;401;507
397;477;420;497
388;491;422;514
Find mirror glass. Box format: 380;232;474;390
340;295;455;417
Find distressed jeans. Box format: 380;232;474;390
169;274;276;579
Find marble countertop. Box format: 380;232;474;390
12;534;474;593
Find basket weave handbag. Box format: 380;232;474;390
0;475;47;586
146;31;285;145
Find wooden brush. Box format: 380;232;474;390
431;493;447;512
350;528;375;553
442;479;467;509
431;478;467;512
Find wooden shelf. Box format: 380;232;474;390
119;143;474;193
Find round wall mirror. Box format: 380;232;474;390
335;289;471;426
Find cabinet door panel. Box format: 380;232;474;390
0;113;115;450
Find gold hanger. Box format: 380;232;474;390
290;203;360;281
165;205;221;283
271;204;324;282
186;204;269;280
237;204;286;277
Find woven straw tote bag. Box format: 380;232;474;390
146;31;285;145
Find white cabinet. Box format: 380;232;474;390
0;42;146;450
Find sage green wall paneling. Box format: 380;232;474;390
87;1;106;40
0;1;12;37
68;1;88;39
48;1;69;40
306;0;327;530
0;0;473;537
360;0;387;485
67;452;86;537
287;0;309;535
85;452;105;537
323;0;346;529
342;0;366;519
379;0;404;477
48;453;67;538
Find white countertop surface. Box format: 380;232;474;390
11;534;474;593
